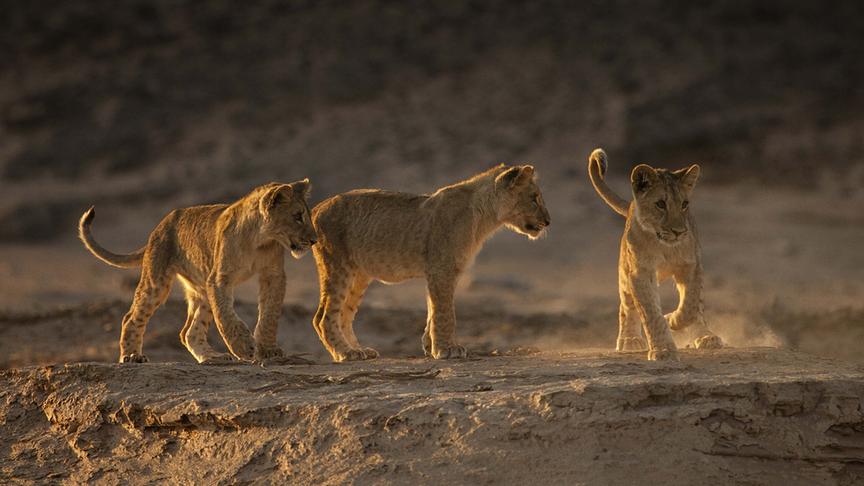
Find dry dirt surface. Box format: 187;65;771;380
2;348;863;485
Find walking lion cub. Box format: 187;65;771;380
588;149;722;361
79;180;317;364
311;165;550;361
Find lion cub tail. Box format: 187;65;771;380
78;207;145;268
588;148;630;217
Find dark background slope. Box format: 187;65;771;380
2;0;863;241
1;0;863;367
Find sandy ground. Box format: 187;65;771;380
1;181;862;366
2;348;863;485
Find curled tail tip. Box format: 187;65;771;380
80;206;95;227
590;147;606;158
588;148;608;175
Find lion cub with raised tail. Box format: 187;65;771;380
588;149;722;361
311;165;550;362
79;180;317;364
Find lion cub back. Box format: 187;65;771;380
167;204;229;279
312;190;431;281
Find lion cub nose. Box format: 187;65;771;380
308;238;318;245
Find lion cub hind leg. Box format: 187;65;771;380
341;275;378;359
422;308;433;357
694;334;723;349
182;299;236;364
667;313;723;350
118;269;173;363
313;261;368;362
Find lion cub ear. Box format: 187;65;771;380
496;165;534;190
674;165;700;193
258;183;291;216
630;164;659;194
290;178;311;200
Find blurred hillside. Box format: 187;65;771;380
1;0;863;242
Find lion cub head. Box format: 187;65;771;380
495;165;551;240
258;180;317;258
630;163;700;245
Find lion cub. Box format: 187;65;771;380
79;180;317;364
588;149;722;361
311;165;550;361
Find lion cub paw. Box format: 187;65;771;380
232;345;256;361
120;353;148;363
361;347;380;359
254;345;285;361
336;349;368;362
647;348;679;361
432;344;468;360
617;337;647;352
199;354;238;365
694;334;723;349
664;312;687;331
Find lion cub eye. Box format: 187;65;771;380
655;200;667;210
682;200;689;210
294;212;304;223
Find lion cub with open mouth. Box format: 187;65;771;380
311;165;550;361
79;180;317;364
588;149;722;361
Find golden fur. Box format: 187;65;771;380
310;165;551;361
79;180;317;363
588;149;722;361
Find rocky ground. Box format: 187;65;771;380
2;348;863;485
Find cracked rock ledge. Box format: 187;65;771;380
1;348;863;485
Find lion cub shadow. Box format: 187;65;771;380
255;354;316;366
471;345;542;358
199;354;316;367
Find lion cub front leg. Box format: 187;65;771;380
313;264;369;362
629;270;678;361
207;278;256;361
666;264;722;350
253;266;287;360
425;275;467;359
616;290;647;352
